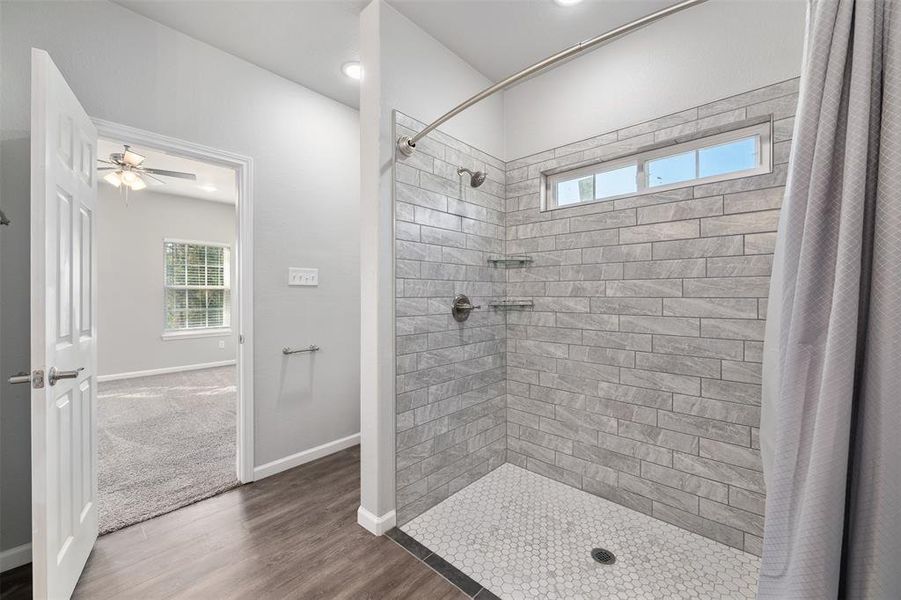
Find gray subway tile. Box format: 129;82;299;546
658;412;750;446
621;368;700;396
700;318;766;341
653;503;744;549
699;439;762;472
652;235;744;259
637;196;723;225
673;452;764;493
699;498;765;537
619;219;700;244
701;209;780;237
662;298;758;319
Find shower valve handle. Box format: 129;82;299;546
452;294;480;323
454;300;481;311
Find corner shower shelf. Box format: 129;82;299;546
488;299;534;310
487;256;533;268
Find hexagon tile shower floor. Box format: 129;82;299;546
402;464;759;599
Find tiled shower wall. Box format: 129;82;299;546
502;78;798;555
394;78;797;551
394;113;508;525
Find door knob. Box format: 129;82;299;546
48;367;84;386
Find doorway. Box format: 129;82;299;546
92;121;254;533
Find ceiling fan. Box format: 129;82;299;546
97;145;196;191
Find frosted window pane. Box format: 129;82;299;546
648;151;696;187
699;136;758;178
556;176;593;206
595;164;637;199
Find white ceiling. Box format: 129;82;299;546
389;0;683;82
114;0;684;109
115;0;368;108
98;138;237;204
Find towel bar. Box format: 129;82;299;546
283;345;320;355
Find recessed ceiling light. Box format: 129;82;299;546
554;0;583;6
342;61;362;81
199;184;218;193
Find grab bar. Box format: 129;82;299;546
282;345;320;355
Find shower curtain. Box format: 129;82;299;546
759;0;898;598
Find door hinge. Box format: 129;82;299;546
239;334;245;344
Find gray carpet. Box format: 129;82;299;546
97;366;239;534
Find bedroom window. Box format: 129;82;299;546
543;121;772;211
164;240;230;333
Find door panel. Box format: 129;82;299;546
56;189;73;342
31;48;98;600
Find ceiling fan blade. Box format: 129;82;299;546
97;167;118;171
97;158;117;165
141;168;197;181
141;171;166;185
122;146;145;167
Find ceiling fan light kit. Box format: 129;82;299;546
98;144;196;194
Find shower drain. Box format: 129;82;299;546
591;547;616;565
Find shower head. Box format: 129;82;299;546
457;167;487;188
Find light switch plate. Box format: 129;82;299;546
289;267;319;286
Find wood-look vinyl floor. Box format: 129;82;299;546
2;447;464;600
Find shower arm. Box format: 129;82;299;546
397;0;708;157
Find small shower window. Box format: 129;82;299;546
543;120;772;211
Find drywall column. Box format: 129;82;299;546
358;0;505;534
358;0;397;534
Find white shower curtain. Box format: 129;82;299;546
759;0;899;598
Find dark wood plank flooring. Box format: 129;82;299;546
2;447;464;600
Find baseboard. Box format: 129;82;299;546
357;506;396;536
253;433;360;480
0;543;31;572
97;360;237;383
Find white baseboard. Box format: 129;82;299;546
253;433;360;480
97;359;236;383
357;506;396;536
0;543;31;572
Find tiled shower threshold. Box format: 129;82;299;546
393;464;759;600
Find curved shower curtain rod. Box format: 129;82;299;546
397;0;708;157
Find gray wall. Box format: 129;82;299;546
503;79;797;555
0;0;360;555
393;113;507;525
96;187;237;377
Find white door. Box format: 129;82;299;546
30;48;98;600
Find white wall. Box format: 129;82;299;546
96;187;237;377
358;0;504;531
503;0;807;160
0;0;360;555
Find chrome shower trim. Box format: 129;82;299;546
396;135;415;157
394;0;708;157
457;167;487;188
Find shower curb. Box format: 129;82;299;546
385;528;501;599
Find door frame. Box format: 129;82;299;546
92;118;255;483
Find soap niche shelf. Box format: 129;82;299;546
487;256;533;268
488;299;534;310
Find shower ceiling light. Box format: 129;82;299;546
342;61;362;81
554;0;583;5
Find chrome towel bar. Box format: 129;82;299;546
283;345;320;355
